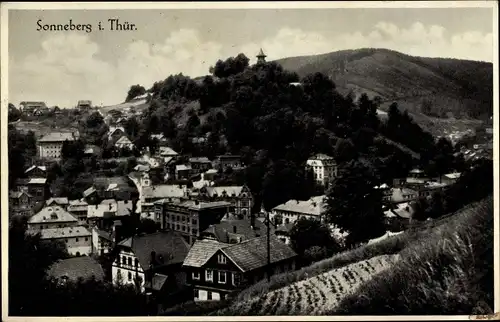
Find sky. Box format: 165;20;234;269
7;6;495;108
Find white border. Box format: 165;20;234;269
1;1;498;321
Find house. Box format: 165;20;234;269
87;199;133;230
389;187;418;204
84;176;139;202
406;169;429;185
154;200;231;245
40;226;92;256
33;106;50;116
108;126;126;142
77;100;92;110
150;134;169;146
67;199;89;225
84;145;102;157
15;177;48;202
175;164;192;180
37;131;76;160
183;235;297;301
47;256;105;284
197;185;253;219
111;231;190;293
306;154;338;187
439;172;461;185
411;181;451;198
200;217;272;244
24;165;47;178
20;101;47;116
28;206;79;232
270;195;326;225
9;191;35;217
115;136;136;151
374;183;392;203
384;202;415;231
202;169;218;181
189;157;213;173
46;197;69;209
141;183;189;218
213;155;243;172
274;223;294;245
91;226;114;256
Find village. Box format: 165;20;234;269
8;90;471;311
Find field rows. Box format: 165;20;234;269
228;254;400;315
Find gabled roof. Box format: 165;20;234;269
308;154;334;161
118;231;190;271
201;218;270;244
143;185;187;199
176;164;192;171
16;178;47;185
201;186;247;198
29;206;78;224
47;257;104;282
38;132;75;143
46;197;69;206
9;191;33;199
115;136;134;145
272;195;325;216
221;235;296;273
25;165;47;174
182;239;229;268
189;157;211;163
39;226;91;239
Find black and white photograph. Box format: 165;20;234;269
1;1;498;319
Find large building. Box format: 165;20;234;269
306;154;338;187
183;235;296;301
27;205;79;232
37;132;76;160
111;231;190;293
270;195;326;225
40;226;92;256
154;199;231;245
197;185;253;219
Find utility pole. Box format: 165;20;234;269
265;205;271;282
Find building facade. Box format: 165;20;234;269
37;132;76;160
197;185;253;219
270;195;326;225
306;154;337;187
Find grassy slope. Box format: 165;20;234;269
276;48;492;136
212;196;493;315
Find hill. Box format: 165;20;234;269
212;196;493;315
275;48;492;136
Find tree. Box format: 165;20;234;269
334;138;356;164
289;217;340;262
9;103;21;122
126;84;146;102
124;117;140;140
324;160;385;247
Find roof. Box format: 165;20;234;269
179;200;231;210
93;227;113;241
275;223;294;234
46;197;69;206
444;172;461;180
409;169;425;174
308;154;334;161
47;257;105;282
183;239;229;268
83;186;96;197
202;186;246;198
118;231;190;270
17;178;47;185
201;218;270;244
29;206;78;224
216;155;241;160
221;235;296;273
25;165;47;173
159;147;178;156
115;136;134;145
176;164;192;171
38;132;75;143
189;157;211;163
9;191;33;199
39;226;91;239
143;185;187;199
272;195;325;216
257;48;266;57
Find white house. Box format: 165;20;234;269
270;195;326;225
306;154;337;187
115;136;135;150
37;132;76;160
28;206;79;233
40;226;92;256
67;199;89;225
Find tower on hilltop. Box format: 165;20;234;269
256;48;267;65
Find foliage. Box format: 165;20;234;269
324;160;385;247
8;126;37;188
126;84;147;102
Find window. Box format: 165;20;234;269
135;258;139;268
75;238;79;242
218;254;227;264
207;291;212;300
128;257;132;266
205;269;213;282
192;218;197;225
218;271;226;284
192;272;200;280
232;273;241;286
194;288;199;298
128;272;132;280
85;237;89;242
192;229;198;235
122;256;126;265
